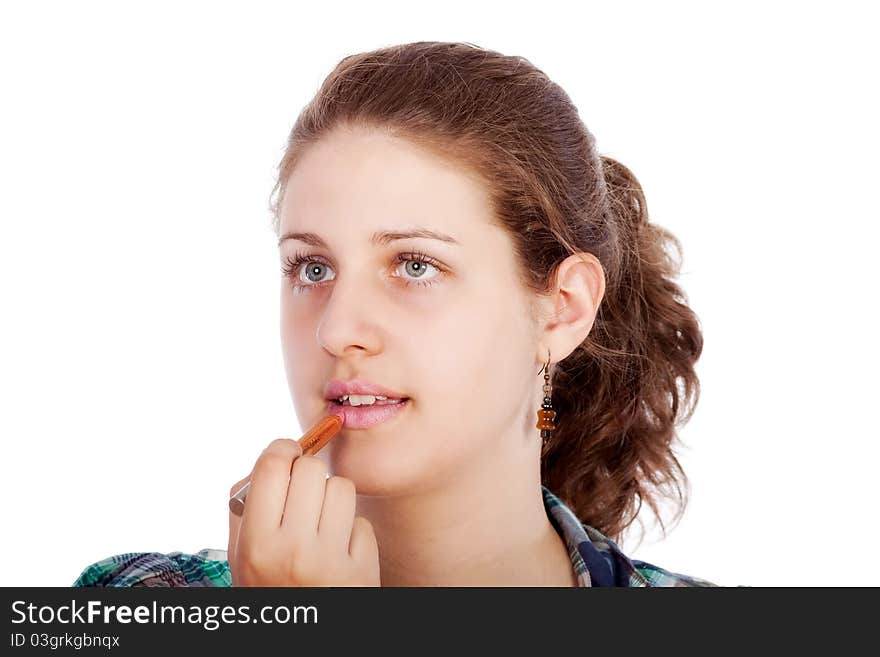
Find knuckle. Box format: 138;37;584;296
286;550;314;577
238;559;263;582
235;543;262;573
264;438;301;456
255;449;292;473
249;440;303;480
238;544;287;581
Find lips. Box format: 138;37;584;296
335;396;407;406
323;378;409;402
324;397;411;429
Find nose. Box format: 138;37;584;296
315;270;383;358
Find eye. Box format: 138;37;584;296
280;250;445;293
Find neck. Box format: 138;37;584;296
355;443;578;587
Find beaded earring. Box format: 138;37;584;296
536;350;556;446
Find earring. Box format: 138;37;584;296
536;350;556;446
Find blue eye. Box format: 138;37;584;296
281;251;444;294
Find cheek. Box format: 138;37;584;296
280;295;317;361
280;311;316;399
417;304;526;411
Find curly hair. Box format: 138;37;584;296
268;41;704;546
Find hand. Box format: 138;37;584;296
228;438;381;586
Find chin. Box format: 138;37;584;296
322;446;423;497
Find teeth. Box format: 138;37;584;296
335;394;399;406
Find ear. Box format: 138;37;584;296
535;252;606;367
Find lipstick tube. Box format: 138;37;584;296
228;412;345;516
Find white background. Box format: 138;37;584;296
1;0;877;587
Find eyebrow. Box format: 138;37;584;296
277;228;460;248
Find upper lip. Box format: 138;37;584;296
324;378;409;400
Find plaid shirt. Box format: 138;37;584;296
72;486;718;587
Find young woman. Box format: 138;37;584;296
74;41;717;587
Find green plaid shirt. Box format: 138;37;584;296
73;486;718;587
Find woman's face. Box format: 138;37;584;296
278;125;544;496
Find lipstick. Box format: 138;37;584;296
228;411;345;516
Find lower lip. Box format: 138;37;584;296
324;398;410;429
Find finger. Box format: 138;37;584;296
349;516;379;563
239;439;302;541
280;454;329;538
227;474;251;580
316;476;356;550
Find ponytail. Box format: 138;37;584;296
540;155;703;545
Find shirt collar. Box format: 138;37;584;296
542;485;651;587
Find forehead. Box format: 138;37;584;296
279;126;495;238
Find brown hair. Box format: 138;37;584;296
268;41;703;546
